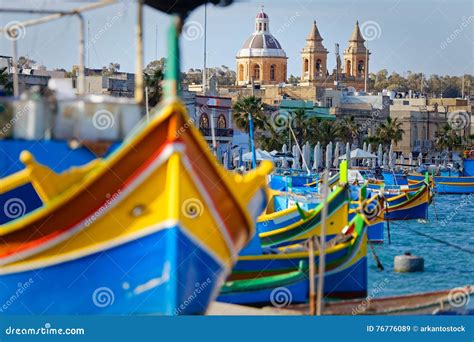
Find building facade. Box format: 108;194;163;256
195;95;234;146
236;8;287;86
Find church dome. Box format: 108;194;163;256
236;8;286;58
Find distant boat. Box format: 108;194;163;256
218;214;369;305
408;173;474;194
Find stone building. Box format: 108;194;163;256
230;9;372;105
343;21;369;79
301;21;329;82
235;8;287;86
389;98;456;155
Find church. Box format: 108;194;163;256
235;8;370;91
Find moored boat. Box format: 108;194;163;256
408;173;474;194
217;213;369;305
0;18;272;315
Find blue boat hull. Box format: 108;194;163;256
0;225;222;315
367;221;384;243
408;174;474;194
382;172;408;185
385;201;428;220
217;258;367;305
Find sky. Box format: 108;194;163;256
0;0;473;77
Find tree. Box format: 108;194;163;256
372;69;389;91
336;116;359;145
374;116;405;147
317;120;340;147
17;56;36;69
434;123;462;152
101;62;120;76
0;67;12;95
232;96;267;148
287;74;300;84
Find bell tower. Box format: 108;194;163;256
301;21;328;82
343;21;369;78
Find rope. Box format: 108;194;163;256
391;222;474;255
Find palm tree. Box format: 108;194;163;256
375;116;405;146
336;116;359;145
435;124;462;152
232;96;266;133
317;120;340;147
233;96;267;149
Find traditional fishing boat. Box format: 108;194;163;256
349;189;384;243
257;163;350;248
0;15;272;315
408;173;474;194
217;213;368;305
384;180;431;220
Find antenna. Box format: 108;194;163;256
202;3;207;95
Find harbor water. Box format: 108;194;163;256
368;195;474;302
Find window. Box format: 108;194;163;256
258;23;262;31
217;115;226;129
346;60;351;74
403;100;409;105
316;59;322;73
253;64;260;80
264;23;267;31
199;113;209;129
270;65;276;81
238;64;244;81
326;97;333;108
358;60;365;75
304;59;309;72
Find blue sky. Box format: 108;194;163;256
0;0;472;76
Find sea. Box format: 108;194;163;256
367;194;474;309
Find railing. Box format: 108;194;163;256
199;128;233;138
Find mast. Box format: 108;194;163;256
134;0;144;104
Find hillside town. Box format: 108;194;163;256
1;7;473;164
